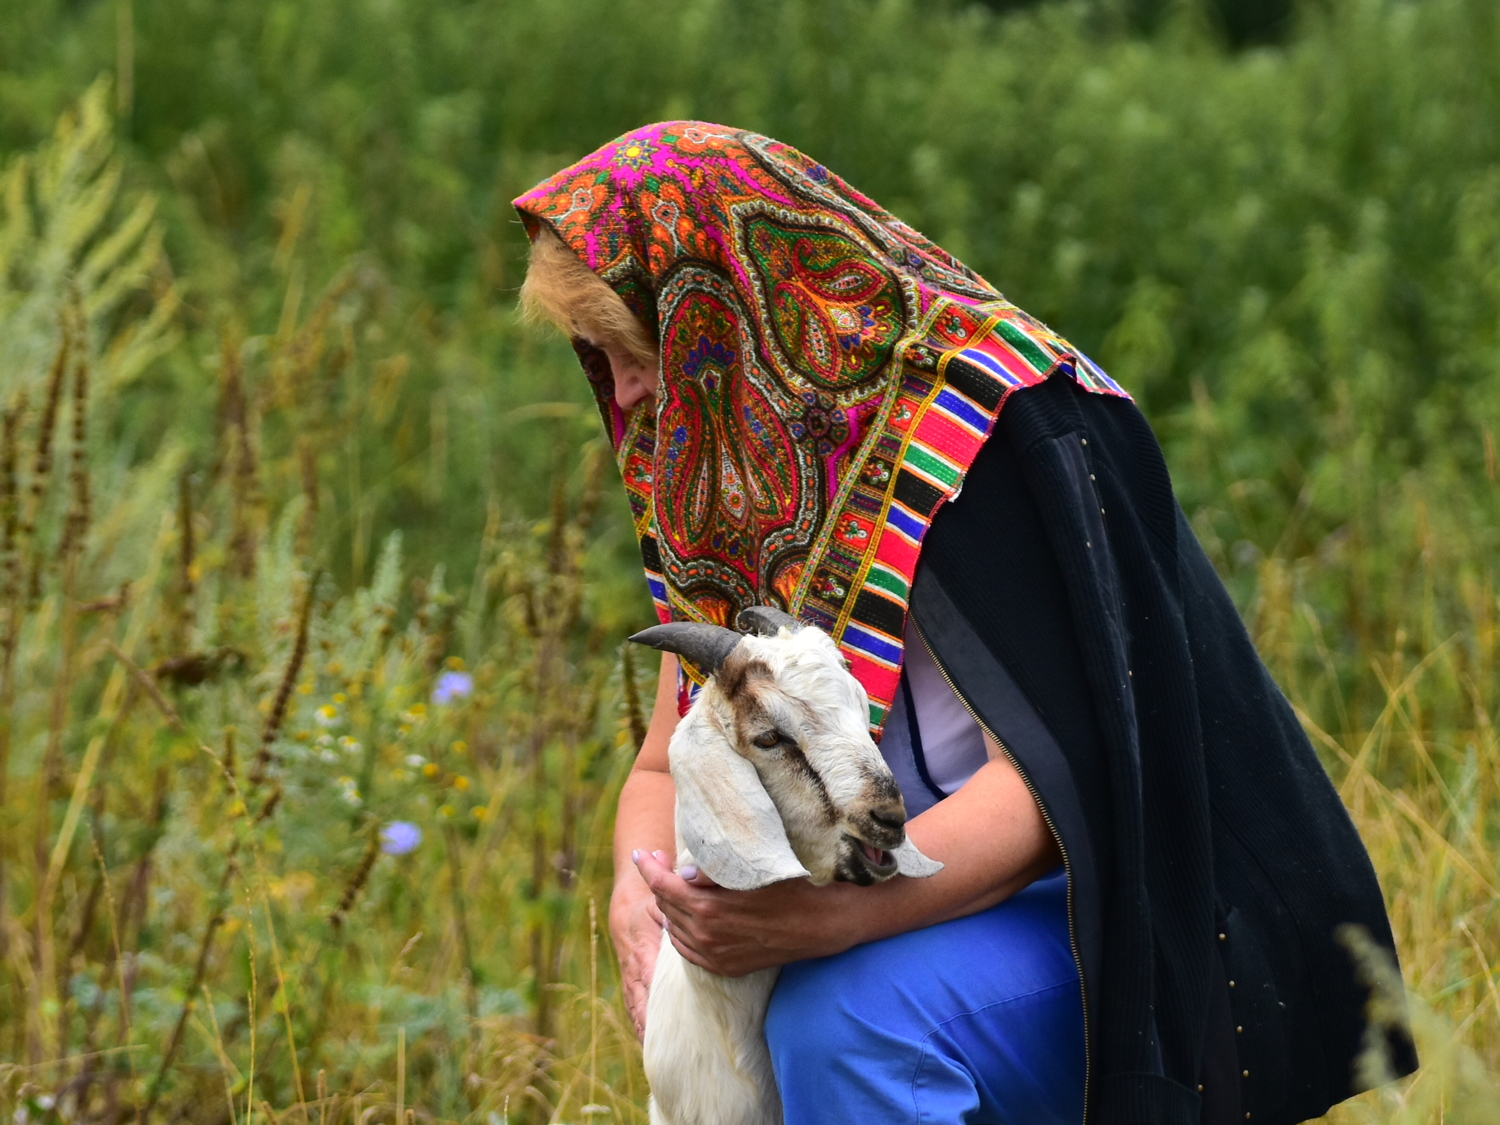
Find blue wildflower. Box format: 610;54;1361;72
431;670;474;705
380;821;423;856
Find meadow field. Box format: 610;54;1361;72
0;0;1497;1120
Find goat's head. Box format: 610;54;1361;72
631;608;942;891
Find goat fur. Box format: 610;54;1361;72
640;624;940;1125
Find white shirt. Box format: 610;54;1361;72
879;616;990;817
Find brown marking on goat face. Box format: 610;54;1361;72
714;645;770;702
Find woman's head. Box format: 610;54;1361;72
519;226;660;408
512;122;1126;733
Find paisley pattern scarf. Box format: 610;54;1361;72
514;122;1129;732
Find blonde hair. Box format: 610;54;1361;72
519;226;658;364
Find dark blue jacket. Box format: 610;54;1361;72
913;372;1415;1125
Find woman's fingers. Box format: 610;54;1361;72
667;927;716;971
623;968;649;1039
635;848;699;911
609;878;669;1041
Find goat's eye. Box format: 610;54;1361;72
750;730;781;749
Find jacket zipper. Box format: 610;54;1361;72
910;617;1092;1123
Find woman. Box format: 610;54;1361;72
514;123;1414;1125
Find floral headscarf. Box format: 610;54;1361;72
515;122;1128;732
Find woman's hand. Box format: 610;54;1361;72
633;850;857;976
631;743;1060;982
609;854;669;1039
610;655;682;1040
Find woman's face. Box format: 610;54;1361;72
598;342;660;410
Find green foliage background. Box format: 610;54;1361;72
0;0;1496;1121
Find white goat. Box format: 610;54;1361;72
630;607;943;1125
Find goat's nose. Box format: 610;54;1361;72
861;799;908;848
867;805;906;833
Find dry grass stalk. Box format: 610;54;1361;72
89;836;135;1094
619;642;647;752
27;318;83;924
255;785;282;824
327;833;379;931
176;470;195;647
297;437;318;560
23;327;69;563
219;332;261;579
202;982;241;1125
223;726;237;785
0;393;23;850
58;315;90;561
395;1026;405;1125
272;269;358;410
141;830;241;1119
248;846;309;1123
250;574;317;787
444;824;479;1023
29;339;90;1064
104;639;183;730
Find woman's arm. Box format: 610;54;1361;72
609;652;681;1039
633;735;1059;978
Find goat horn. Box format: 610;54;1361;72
735;606;803;636
628;623;743;676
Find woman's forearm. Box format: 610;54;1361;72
613;768;676;887
609;653;683;1037
832;750;1060;947
611;651;680;915
637;745;1059;976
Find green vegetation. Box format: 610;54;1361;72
0;0;1496;1120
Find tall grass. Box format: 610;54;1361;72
0;86;646;1122
0;0;1495;1121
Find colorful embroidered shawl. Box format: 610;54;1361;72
514;122;1129;733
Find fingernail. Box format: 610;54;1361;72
631;849;641;863
663;918;671;931
680;865;699;881
654;849;670;862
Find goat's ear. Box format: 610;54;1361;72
670;717;811;891
891;837;944;879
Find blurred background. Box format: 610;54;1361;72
0;0;1496;1120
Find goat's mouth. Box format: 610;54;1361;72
838;833;898;884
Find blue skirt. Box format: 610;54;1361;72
765;866;1085;1124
